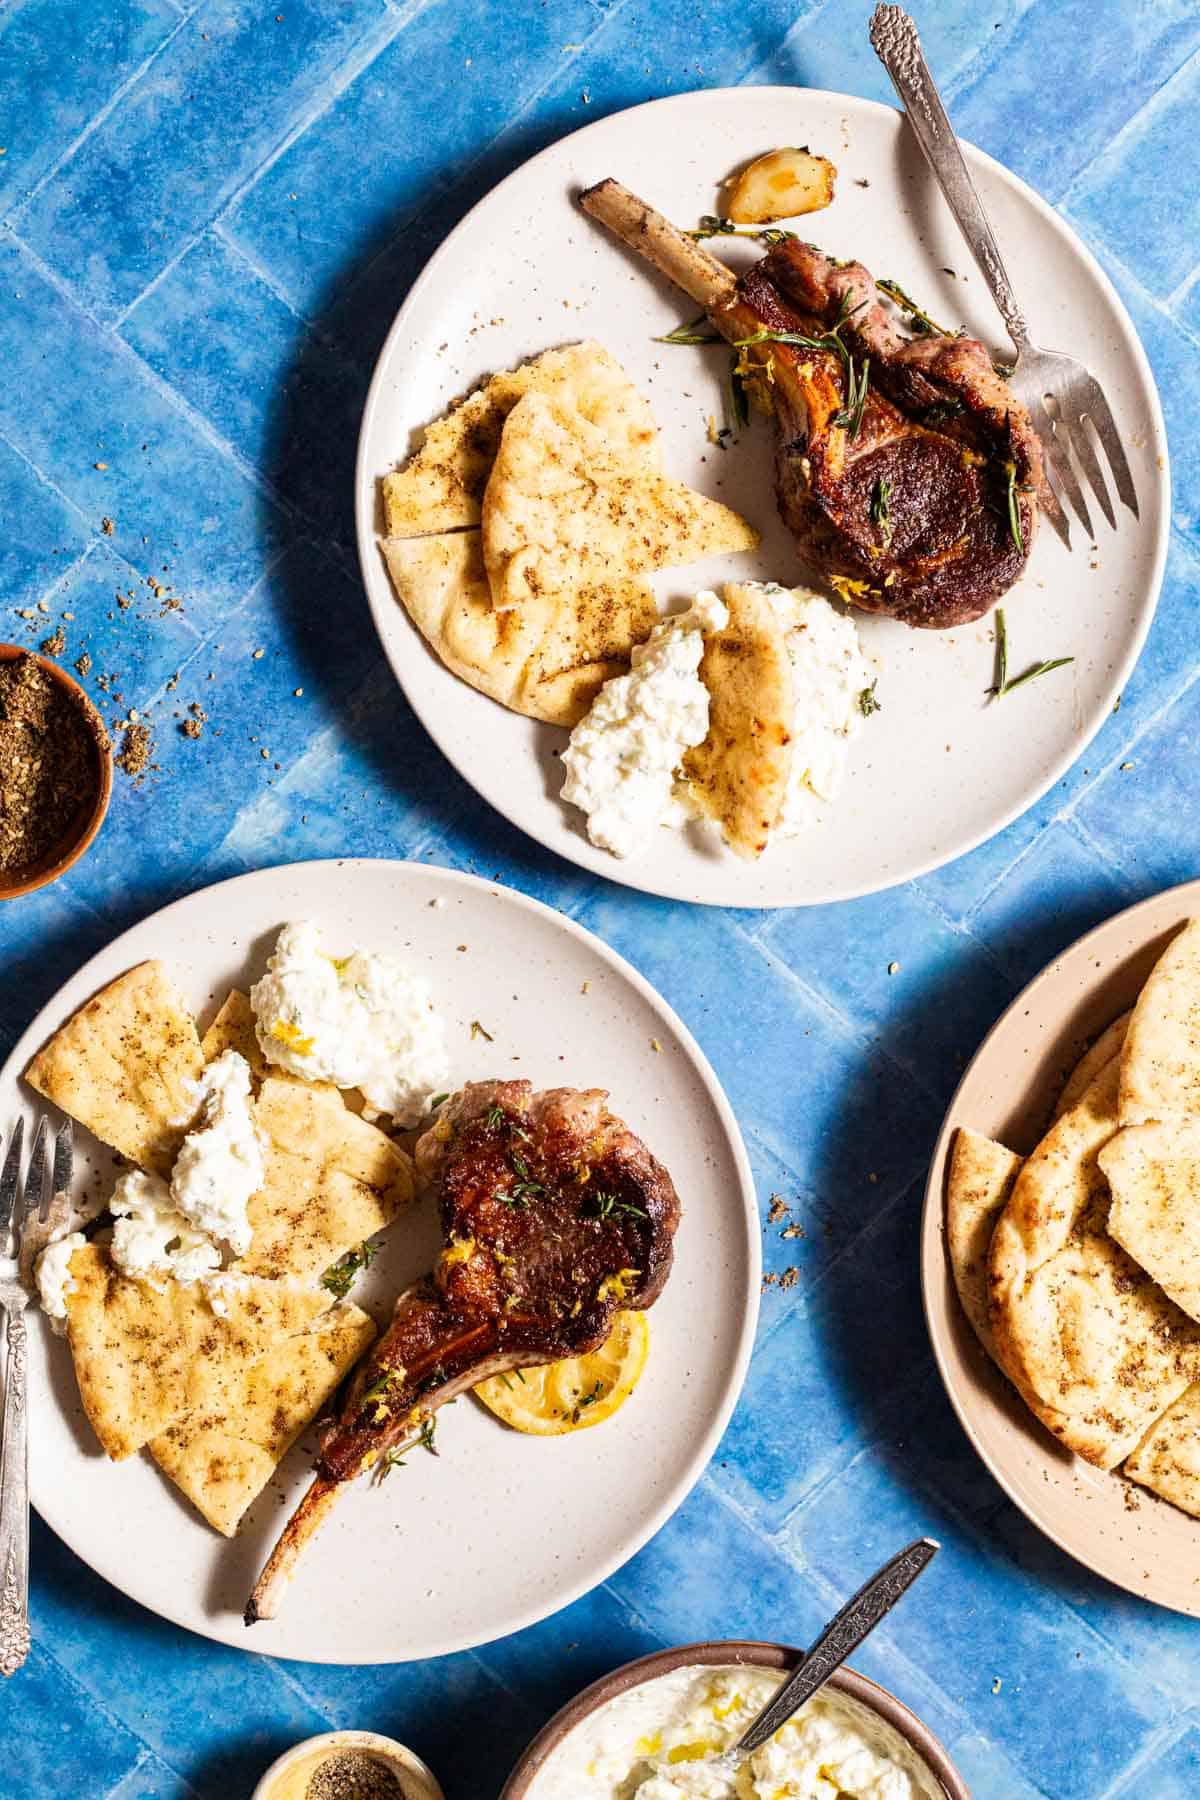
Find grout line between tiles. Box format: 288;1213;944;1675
1058;40;1200;218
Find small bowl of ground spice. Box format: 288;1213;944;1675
0;644;112;900
252;1731;444;1800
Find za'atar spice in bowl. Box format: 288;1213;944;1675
0;645;112;900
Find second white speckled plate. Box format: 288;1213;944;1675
357;87;1168;908
4;859;759;1662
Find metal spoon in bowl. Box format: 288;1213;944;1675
714;1537;939;1775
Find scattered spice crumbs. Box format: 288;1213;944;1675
40;627;66;657
650;1038;662;1053
767;1194;789;1225
470;1019;494;1042
101;517;114;535
74;652;92;678
116;720;155;783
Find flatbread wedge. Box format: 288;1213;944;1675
682;582;795;860
482;391;758;611
200;988;266;1078
1053;1010;1131;1120
988;1060;1200;1469
63;1244;333;1460
1119;917;1200;1126
25;962;203;1177
1101;1118;1200;1324
1124;1385;1200;1518
237;1075;414;1284
382;530;657;727
382;341;660;536
150;1304;376;1535
945;1128;1022;1358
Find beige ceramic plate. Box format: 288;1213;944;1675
922;878;1200;1614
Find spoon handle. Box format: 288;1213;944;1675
732;1537;939;1760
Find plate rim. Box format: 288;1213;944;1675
4;856;762;1662
353;83;1171;910
920;874;1200;1615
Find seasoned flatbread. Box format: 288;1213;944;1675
988;1060;1200;1469
382;342;660;536
237;1075;414;1284
25;962;203;1177
946;1128;1021;1357
382;530;657;727
482;392;758;611
682;582;794;860
1119;918;1200;1126
1101;1118;1200;1324
150;1304;376;1535
1124;1385;1200;1517
1053;1010;1131;1120
63;1244;333;1460
200;989;266;1078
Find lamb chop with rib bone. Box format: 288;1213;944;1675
246;1079;680;1624
580;178;1043;631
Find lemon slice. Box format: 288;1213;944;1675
474;1310;649;1434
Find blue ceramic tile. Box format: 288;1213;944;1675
967;819;1141;985
1114;1725;1200;1799
943;1731;1056;1800
950;0;1200;203
121;231;367;551
102;1756;202;1800
0;0;180;218
475;1582;664;1726
223;0;607;325
0;879;110;1047
710;1187;930;1529
0;1640;147;1798
749;0;1019;107
746;1126;848;1301
0;235;286;621
14;0;397;320
762;885;1015;1105
0;436;90;613
782;1458;1163;1799
1068;48;1200;304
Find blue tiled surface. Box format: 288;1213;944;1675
0;3;1196;1796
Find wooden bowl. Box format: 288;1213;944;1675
0;644;112;900
499;1640;969;1798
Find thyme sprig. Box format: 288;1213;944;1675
832;354;870;439
321;1240;378;1299
377;1416;439;1478
876;277;952;339
857;680;881;718
870;476;893;547
494;1152;546;1209
685;214;797;245
586;1190;649;1222
654;313;721;345
989;608;1074;700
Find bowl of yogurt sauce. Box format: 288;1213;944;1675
499;1641;968;1800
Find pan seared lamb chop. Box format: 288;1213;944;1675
246;1079;681;1624
580;178;1043;630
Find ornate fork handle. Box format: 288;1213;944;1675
869;4;1030;350
0;1303;31;1677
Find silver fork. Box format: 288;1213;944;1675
870;4;1138;548
0;1115;72;1678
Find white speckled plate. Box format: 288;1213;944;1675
923;879;1200;1615
3;860;759;1662
356;87;1168;908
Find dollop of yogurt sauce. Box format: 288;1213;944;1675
108;1168;222;1285
251;921;449;1126
526;1665;942;1800
36;1230;88;1331
170;1048;263;1256
561;592;728;858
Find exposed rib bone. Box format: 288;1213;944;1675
579;178;737;314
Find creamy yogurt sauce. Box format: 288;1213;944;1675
108;1168;222;1284
251;921;448;1126
35;1230;87;1331
561;592;728;858
170;1048;262;1255
526;1665;942;1800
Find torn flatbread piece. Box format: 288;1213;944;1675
150;1304;376;1535
1101;1118;1200;1325
25;962;203;1177
382;530;657;727
988;1060;1200;1469
1053;1010;1131;1121
237;1075;413;1284
1124;1384;1200;1518
482;391;758;612
200;989;266;1079
382;341;660;536
946;1127;1021;1359
1119;917;1200;1126
682;582;794;860
63;1244;333;1460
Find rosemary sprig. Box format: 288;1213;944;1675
990;608;1074;699
876;276;952;338
685;214;797;244
731;292;867;380
429;1092;449;1109
921;396;965;429
727;353;750;435
1004;460;1023;553
485;1104;505;1131
586;1190;649;1222
857;680;881;718
832;355;870;439
870;475;893;547
495;1152;546;1208
321;1239;378;1299
654;312;720;345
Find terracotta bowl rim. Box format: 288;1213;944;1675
498;1639;970;1799
0;642;112;900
